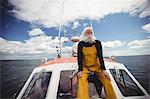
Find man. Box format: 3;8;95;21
72;40;103;97
77;27;117;99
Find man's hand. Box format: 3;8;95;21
77;71;83;78
102;70;111;81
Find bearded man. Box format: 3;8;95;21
77;27;117;99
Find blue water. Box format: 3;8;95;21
1;55;150;98
115;55;150;94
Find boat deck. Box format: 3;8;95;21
40;57;116;66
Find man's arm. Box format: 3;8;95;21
77;42;83;71
96;40;106;70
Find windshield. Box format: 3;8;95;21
110;69;144;96
21;71;52;99
57;70;100;99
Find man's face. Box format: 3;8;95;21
85;29;93;38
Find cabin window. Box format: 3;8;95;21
109;69;144;96
21;72;52;99
57;70;100;99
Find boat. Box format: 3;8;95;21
14;0;149;98
14;56;149;99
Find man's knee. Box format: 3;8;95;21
78;76;88;82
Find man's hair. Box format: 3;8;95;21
80;27;96;42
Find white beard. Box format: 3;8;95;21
80;36;96;43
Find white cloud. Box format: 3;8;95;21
142;23;150;33
101;39;150;56
128;0;150;34
71;21;81;29
0;28;71;58
83;23;89;27
1;35;150;59
103;48;150;56
128;39;150;49
0;37;23;54
139;7;150;18
131;0;150;18
8;0;148;28
102;40;126;48
28;28;45;36
147;36;150;38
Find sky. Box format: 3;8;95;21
0;0;150;60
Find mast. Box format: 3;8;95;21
57;0;65;58
85;0;93;30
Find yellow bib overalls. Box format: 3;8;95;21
77;45;117;99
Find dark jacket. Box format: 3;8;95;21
77;40;106;71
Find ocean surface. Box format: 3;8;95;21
1;55;150;99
